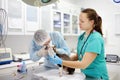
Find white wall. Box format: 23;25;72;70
64;36;78;52
5;35;33;54
0;0;4;8
57;1;80;15
76;0;120;56
4;35;78;54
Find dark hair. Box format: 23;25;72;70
82;8;103;36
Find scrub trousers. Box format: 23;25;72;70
85;76;103;80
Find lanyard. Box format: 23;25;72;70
79;32;92;59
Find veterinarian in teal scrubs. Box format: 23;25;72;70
77;31;108;80
48;8;109;80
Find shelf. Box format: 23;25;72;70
54;25;61;27
41;6;79;36
63;34;79;36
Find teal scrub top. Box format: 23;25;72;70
77;31;109;80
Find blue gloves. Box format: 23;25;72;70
48;55;62;65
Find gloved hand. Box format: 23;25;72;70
37;46;48;57
48;55;62;65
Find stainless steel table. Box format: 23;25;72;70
31;64;85;80
0;62;85;80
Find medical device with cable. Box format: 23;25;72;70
0;8;13;65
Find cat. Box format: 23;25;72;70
52;46;75;75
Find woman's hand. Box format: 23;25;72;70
48;55;63;65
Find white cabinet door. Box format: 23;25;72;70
24;5;40;35
72;15;79;35
53;10;62;33
5;0;24;35
41;6;80;36
40;6;53;33
53;11;79;36
63;13;71;35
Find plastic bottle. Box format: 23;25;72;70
17;61;27;73
21;61;27;73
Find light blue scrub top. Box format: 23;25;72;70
29;31;70;68
77;31;109;80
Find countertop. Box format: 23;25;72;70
0;59;85;80
0;57;44;69
1;60;120;80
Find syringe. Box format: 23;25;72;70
48;47;55;58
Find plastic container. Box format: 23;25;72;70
17;61;27;73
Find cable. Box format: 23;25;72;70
0;8;8;48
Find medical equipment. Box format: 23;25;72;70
48;47;55;58
22;0;58;7
13;52;30;61
0;8;8;47
105;54;120;63
113;0;120;3
0;9;11;65
0;48;13;65
79;31;92;59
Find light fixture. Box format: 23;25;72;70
22;0;58;7
113;0;120;3
41;0;51;3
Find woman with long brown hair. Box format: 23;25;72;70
49;8;109;80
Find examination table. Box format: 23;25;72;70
0;61;85;80
32;65;85;80
31;64;85;80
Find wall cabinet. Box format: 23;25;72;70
4;0;41;35
53;11;62;33
63;13;71;34
5;0;24;35
72;15;79;35
41;5;80;36
3;0;80;35
24;5;40;35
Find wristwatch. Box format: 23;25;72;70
113;0;120;3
